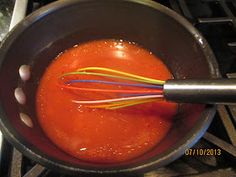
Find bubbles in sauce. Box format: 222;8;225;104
36;39;177;163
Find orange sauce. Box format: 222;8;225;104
36;39;177;163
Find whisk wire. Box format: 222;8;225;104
60;67;166;109
77;67;165;84
64;79;163;89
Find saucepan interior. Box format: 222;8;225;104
0;0;218;174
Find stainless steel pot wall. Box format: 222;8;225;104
0;0;219;175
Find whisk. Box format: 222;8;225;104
59;67;236;109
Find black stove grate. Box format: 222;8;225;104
169;0;236;76
0;0;236;177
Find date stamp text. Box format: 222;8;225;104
185;148;221;156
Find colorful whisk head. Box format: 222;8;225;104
59;67;165;109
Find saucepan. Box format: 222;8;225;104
0;0;219;175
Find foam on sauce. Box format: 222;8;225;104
36;39;177;163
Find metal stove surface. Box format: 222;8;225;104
0;0;13;42
0;0;236;177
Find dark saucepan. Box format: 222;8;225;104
0;0;219;175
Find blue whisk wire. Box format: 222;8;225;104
65;79;163;89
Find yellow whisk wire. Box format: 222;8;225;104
77;67;165;85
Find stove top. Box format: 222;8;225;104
0;0;236;177
0;0;14;42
